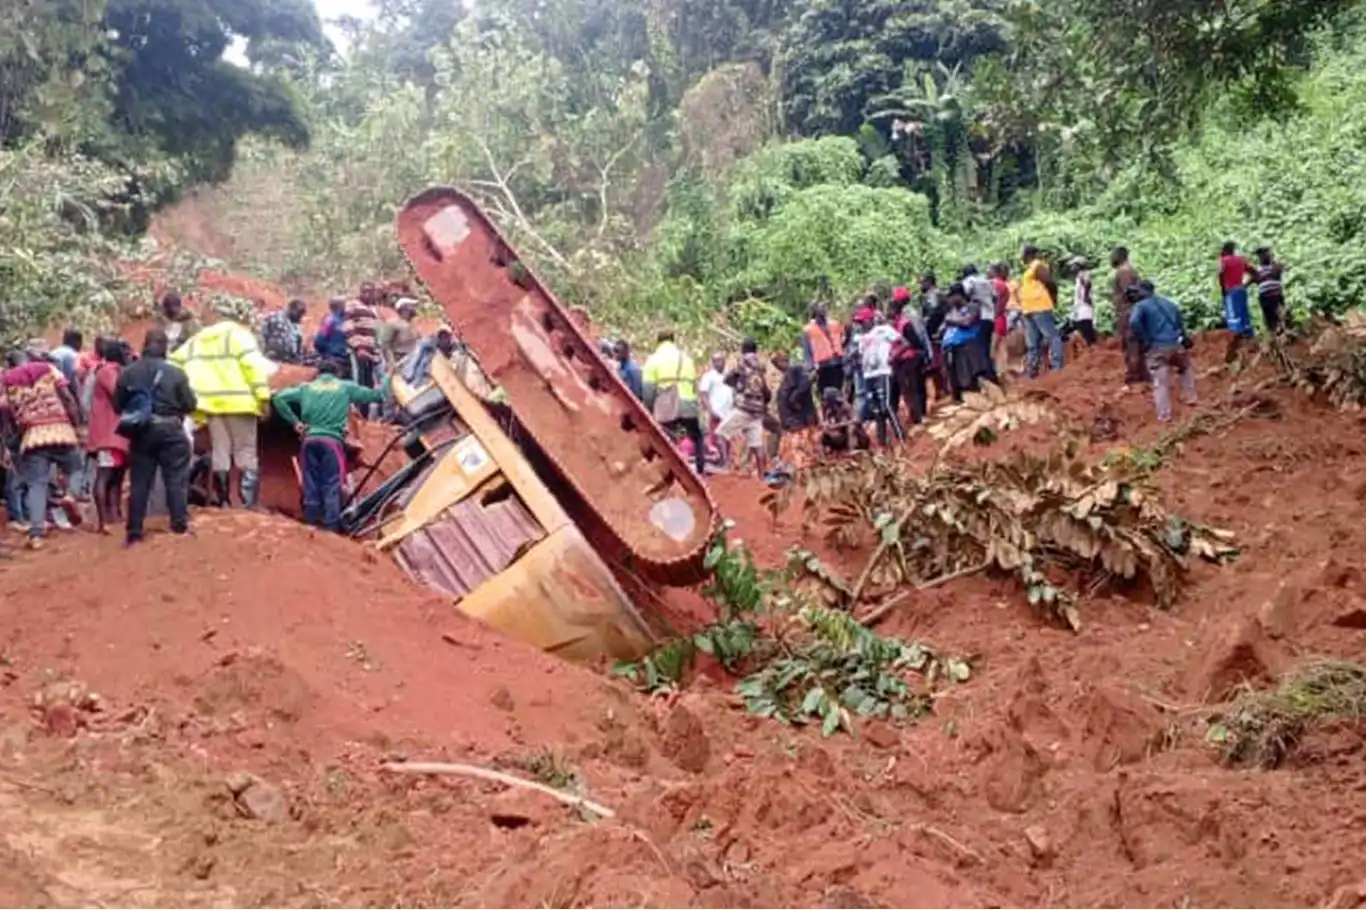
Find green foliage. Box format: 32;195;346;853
0;143;147;341
616;533;965;737
736;606;968;737
1210;661;1366;768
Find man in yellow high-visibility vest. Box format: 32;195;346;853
1018;244;1064;377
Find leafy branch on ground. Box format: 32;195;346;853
785;392;1238;631
1263;312;1366;410
1208;661;1366;768
614;534;968;737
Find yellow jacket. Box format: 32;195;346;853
170;320;273;417
1018;259;1054;314
641;341;698;402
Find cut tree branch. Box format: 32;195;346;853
381;760;615;819
472;137;570;269
594;132;642;240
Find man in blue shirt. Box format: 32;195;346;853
613;339;644;401
1128;282;1197;422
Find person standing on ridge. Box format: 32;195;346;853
380;297;422;372
988;263;1014;377
1110;247;1147;387
717;338;771;476
801;301;845;413
857;312;905;447
961;265;999;380
272;360;386;532
697;349;733;467
1071;265;1098;345
344;283;382;394
85;339;131;534
117;329;198;545
172;297;274;509
1018;245;1064;378
1218;241;1256;362
1128;282;1197;423
0;350;83;550
258;298;308;364
1252;246;1288;336
642;329;705;477
157;291;202;354
613;339;645;401
942;281;993;399
314;297;351;370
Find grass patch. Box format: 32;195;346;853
1210;661;1366;768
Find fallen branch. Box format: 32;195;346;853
910;823;984;866
856;561;992;627
381;761;616;819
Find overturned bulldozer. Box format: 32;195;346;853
343;188;718;662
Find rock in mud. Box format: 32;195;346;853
660;698;710;774
1024;824;1055;867
227;772;288;823
489;686;516;713
1187;616;1283;702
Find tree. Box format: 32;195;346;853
973;0;1358;198
775;0;1006;137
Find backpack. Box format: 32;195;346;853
652;354;687;423
116;368;162;438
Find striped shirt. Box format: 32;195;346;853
1253;263;1284;300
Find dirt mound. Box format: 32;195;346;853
8;322;1366;907
0;511;614;761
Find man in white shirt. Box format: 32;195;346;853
858;313;905;447
697;350;734;469
961;264;999;382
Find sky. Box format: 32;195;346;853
226;0;375;64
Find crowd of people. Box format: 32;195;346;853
608;242;1290;480
0;240;1289;555
0;283;457;556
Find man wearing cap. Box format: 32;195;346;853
381;297;422;373
403;325;459;386
171;295;275;508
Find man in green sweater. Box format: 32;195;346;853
271;360;386;532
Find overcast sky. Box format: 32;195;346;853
226;0;375;63
317;0;376;49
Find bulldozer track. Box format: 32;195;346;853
395;187;718;586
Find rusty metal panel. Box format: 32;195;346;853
395;494;542;599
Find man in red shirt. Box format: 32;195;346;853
1219;240;1255;362
0;355;84;549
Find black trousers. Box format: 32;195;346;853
1260;295;1285;334
893;358;927;426
1074;319;1098;345
127;419;192;541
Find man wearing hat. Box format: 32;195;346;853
171;294;275;508
380;297;422;373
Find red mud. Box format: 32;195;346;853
0;333;1362;907
11;207;1366;906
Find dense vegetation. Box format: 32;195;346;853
4;0;1366;345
